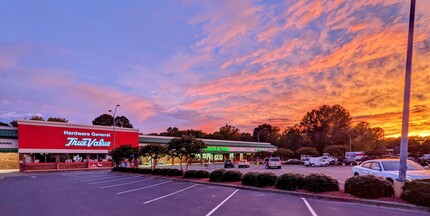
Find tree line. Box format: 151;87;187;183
109;135;206;172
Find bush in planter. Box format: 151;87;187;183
140;168;152;174
184;170;197;178
242;172;259;186
209;169;226;182
221;170;243;182
195;170;209;178
129;168;139;173
162;168;172;176
345;175;393;198
151;168;163;175
167;169;184;176
275;173;306;191
256;172;277;187
401;180;430;207
304;173;339;193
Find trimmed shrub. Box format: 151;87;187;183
195;170;209;178
275;173;306;191
141;168;152;174
345;175;393;198
167;169;184;176
242;172;259;186
184;170;197;178
151;168;163;175
221;170;243;182
304;173;339;193
401;180;430;207
162;168;172;176
256;172;277;188
209;169;226;182
129;168;139;173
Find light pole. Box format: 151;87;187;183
399;0;415;182
256;128;268;143
348;134;352;152
108;104;120;150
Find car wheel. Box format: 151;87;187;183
354;172;359;176
311;163;315;167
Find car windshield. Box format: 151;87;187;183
270;158;280;161
381;161;425;171
225;160;231;163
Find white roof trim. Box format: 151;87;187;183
17;119;139;133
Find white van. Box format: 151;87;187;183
304;157;329;167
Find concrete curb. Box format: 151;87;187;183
117;172;430;213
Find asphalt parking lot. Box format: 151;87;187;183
0;170;428;216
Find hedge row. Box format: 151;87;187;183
209;169;339;192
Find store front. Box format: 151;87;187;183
17;120;139;172
139;135;277;165
0;126;19;169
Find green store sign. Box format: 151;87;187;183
204;146;229;152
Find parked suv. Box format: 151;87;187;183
265;157;282;169
224;159;234;168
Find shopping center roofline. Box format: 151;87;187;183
139;135;277;148
17;119;140;133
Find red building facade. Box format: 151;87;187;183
17;120;139;172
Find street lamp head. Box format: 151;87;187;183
108;110;112;113
116;104;120;107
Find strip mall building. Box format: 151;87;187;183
0;120;276;172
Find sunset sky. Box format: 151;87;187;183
1;0;430;137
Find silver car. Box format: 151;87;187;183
352;159;430;183
265;157;281;169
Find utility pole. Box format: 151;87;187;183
399;0;416;182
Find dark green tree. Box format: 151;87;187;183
10;120;18;127
296;147;319;157
273;148;295;160
0;122;9;126
212;124;241;141
108;145;140;167
279;125;307;151
140;144;168;170
115;116;133;128
352;121;385;153
47;117;68;123
30;116;44;121
323;145;348;157
167;135;206;171
300;105;352;153
92;114;113;126
252;123;280;145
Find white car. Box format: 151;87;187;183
265;157;281;169
304;157;329;167
238;160;250;168
352;159;430;183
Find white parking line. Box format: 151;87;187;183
116;181;172;195
100;178;153;189
80;176;121;182
205;189;239;216
143;184;198;204
75;175;115;180
302;198;318;216
88;176;139;185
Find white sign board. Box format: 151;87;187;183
0;139;18;149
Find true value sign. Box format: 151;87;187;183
64;130;111;147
